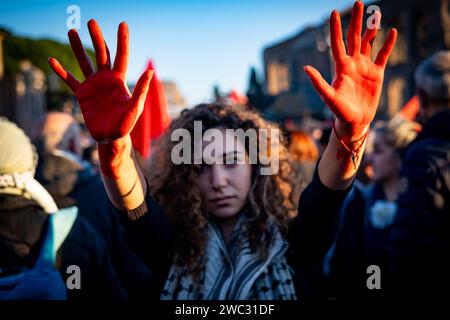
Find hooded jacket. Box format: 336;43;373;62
388;109;450;300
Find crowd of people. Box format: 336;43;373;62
0;1;449;302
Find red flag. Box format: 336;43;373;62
131;60;171;159
398;95;420;121
228;89;248;106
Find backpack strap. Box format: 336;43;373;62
34;207;78;270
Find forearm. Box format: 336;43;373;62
318;119;368;190
97;134;147;210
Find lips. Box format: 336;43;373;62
209;195;235;205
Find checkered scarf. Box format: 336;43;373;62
161;216;297;300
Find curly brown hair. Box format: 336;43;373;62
147;103;299;279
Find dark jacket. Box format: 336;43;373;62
116;168;351;299
387;109;450;300
324;182;394;301
0;195;126;300
35;152;158;299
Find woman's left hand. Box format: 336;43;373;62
304;1;397;141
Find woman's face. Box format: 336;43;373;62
370;133;401;183
197;128;252;220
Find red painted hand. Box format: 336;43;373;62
304;1;397;140
49;20;153;178
49;20;153;143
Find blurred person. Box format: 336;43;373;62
289;130;319;178
32;111;157;299
322;118;420;301
82;144;100;174
288;130;319;204
79;122;100;172
387;51;450;301
0;117;126;299
48;1;396;299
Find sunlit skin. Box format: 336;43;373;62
197;128;252;242
48;20;153;179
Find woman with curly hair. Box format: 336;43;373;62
145;103;298;299
49;1;397;299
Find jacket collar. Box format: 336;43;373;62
418;109;450;142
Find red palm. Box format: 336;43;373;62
49;20;153;143
304;1;397;136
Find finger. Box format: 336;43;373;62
113;22;129;75
330;10;347;61
130;69;154;115
87;19;110;71
303;65;335;110
361;10;381;56
48;57;80;92
361;27;377;57
347;1;364;56
375;28;398;68
68;29;95;78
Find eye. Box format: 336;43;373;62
224;155;242;167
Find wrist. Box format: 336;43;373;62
332;119;369;171
97;135;132;179
334;119;369;148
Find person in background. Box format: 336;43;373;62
322;118;420;301
79;122;101;173
32;112;157;299
0;117;126;299
388;51;450;301
288;130;319;205
82;144;100;174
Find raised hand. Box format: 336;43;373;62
49;20;153;143
304;1;397;139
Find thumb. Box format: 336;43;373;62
48;57;80;92
303;65;335;108
130;69;154;116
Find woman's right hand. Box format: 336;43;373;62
49;19;153;143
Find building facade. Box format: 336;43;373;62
263;0;450;122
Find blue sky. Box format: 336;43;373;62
0;0;355;105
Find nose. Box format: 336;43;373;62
210;165;228;191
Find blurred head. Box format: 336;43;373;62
32;112;82;156
370;119;420;184
288;130;319;164
0;117;37;176
415;51;450;122
148;103;295;276
0;117;57;213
